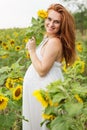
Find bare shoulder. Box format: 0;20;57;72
47;37;62;50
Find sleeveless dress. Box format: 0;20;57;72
22;37;64;130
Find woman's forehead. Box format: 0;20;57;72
48;10;61;20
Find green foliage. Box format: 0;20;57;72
0;27;30;68
0;58;24;129
26;17;45;45
0;28;30;129
0;58;24;86
74;8;87;34
39;67;87;130
0;99;22;130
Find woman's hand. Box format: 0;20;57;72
26;37;36;52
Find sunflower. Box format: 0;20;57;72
2;42;7;47
73;60;85;73
42;114;55;120
1;54;9;59
13;32;18;37
5;78;14;90
74;94;83;103
23;37;29;43
13;85;22;100
33;90;48;107
26;50;30;59
0;95;9;110
13;77;23;83
2;44;9;50
37;10;48;19
10;40;15;47
62;64;67;73
0;40;2;44
76;44;83;52
15;46;21;51
18;77;23;81
4;46;9;50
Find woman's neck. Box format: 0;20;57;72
46;33;58;38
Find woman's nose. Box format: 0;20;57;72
49;21;54;26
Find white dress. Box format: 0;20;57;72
22;37;64;130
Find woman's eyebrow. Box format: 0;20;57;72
47;16;61;22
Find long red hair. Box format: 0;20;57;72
47;4;76;67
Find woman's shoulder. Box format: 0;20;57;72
48;37;62;46
45;37;62;53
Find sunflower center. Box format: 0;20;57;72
9;83;13;88
0;99;4;104
15;88;21;97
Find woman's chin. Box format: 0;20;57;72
46;31;54;35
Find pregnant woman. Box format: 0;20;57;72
22;3;76;130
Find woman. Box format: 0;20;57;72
23;3;76;130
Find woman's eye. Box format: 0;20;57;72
54;20;60;24
47;17;51;21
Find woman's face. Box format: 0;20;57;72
45;10;61;36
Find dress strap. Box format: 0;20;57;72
36;37;49;60
40;37;49;47
37;36;49;48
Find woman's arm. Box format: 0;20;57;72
26;37;62;77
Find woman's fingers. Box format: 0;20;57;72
26;37;36;51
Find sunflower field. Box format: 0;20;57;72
0;10;87;130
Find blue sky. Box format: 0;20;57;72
0;0;85;29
